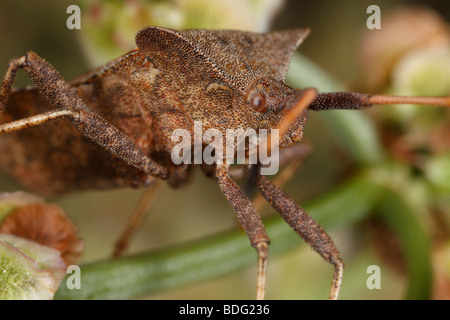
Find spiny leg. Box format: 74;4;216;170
112;179;161;258
252;156;304;212
245;142;311;212
0;51;167;178
256;174;344;300
0;109;75;133
0;56;26;115
216;164;270;300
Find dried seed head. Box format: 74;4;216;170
0;234;65;300
0;192;83;299
0;202;83;266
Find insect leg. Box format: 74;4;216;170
216;164;270;300
0;56;27;116
0;51;168;178
112;179;161;257
251;143;311;212
256;174;344;300
0;109;74;133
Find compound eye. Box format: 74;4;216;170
251;93;267;113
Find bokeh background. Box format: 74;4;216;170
0;0;449;299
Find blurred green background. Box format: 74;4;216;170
0;0;449;299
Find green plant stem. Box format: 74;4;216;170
376;188;432;300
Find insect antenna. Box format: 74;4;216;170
308;92;450;111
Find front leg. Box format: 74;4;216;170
216;164;270;300
256;174;344;300
0;51;167;178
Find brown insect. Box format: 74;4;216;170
0;26;449;300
